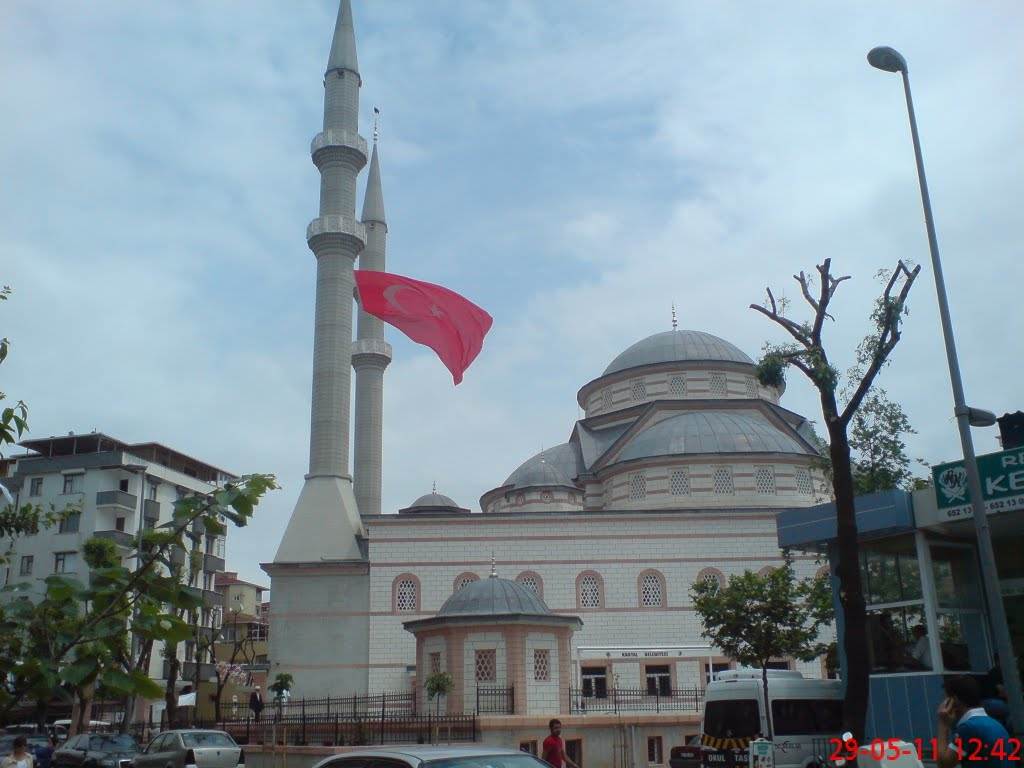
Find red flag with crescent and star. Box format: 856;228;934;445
354;270;493;385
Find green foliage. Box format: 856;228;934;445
755;351;787;389
847;388;918;494
425;671;453;700
270;672;293;699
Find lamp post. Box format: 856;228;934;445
868;45;1023;728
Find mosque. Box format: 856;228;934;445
262;1;831;759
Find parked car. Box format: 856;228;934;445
133;731;243;768
670;734;703;768
312;746;551;767
52;733;140;768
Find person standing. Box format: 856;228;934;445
1;736;36;768
33;737;56;768
541;719;580;768
248;686;264;723
936;676;1010;768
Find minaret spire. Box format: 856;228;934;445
672;303;678;330
327;0;359;77
352;104;392;515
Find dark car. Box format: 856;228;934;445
52;733;140;768
670;734;703;768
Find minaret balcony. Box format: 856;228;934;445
310;128;368;167
306;215;366;250
351;338;393;368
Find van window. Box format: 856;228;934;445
771;699;843;735
703;699;760;739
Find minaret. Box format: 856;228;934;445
264;0;371;698
352;116;391;516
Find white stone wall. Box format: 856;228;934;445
525;632;560;714
462;632;507;713
584;369;781;418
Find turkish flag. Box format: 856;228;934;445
354;270;493;385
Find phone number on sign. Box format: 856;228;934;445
828;737;1023;762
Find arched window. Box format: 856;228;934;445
757;566;776;577
540;490;554;503
638;570;667;608
393;574;420;613
516;571;544;599
576;571;604;609
696;567;724;593
453;572;479;592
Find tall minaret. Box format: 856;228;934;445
265;0;371;698
352;120;391;516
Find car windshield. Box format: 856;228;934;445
180;733;236;748
703;699;760;739
88;735;138;751
423;757;547;768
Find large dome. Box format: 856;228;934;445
502;443;580;490
616;411;813;462
398;490;470;514
437;575;551;618
603;330;753;376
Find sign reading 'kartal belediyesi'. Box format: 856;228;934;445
932;446;1024;520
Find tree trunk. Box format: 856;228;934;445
164;652;180;729
761;664;774;740
827;418;870;741
121;637;155;733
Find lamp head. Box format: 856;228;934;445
868;46;907;73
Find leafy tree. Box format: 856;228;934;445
750;258;921;739
425;672;453;716
269;672;293;701
211;610;258;721
691;558;832;739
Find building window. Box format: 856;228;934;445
712;466;734;495
515;493;526;507
602;388;613;411
705;662;732;684
19;555;33;576
184;641;195;662
147;482;158;501
648;736;664;765
639;570;666;608
746;377;759;399
59;512;81;534
454;573;479;592
581;666;608;698
62;474;83;494
669;468;691;496
29;478;43;496
698;568;724;593
54;552;77;574
669;375;686;397
754;466;776;495
429;652;442;675
709;372;728;397
516;572;543;598
115;516;126;532
520;742;538;756
631;378;646;401
628;471;647;501
540;490;554;503
475;649;496;682
394;576;418;613
577;572;603;608
645;665;672;696
534;649;550;682
795;468;814;496
758;566;776;577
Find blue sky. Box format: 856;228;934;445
3;1;1022;587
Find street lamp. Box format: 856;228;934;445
868;45;1023;727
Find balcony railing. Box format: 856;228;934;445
569;686;704;714
474;686;514;715
96;490;137;510
143;498;160;518
162;659;216;682
203;553;225;572
94;529;135;549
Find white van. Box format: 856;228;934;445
700;669;843;768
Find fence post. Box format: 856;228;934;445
333;713;338;746
613;686;618;715
379;694;386;744
301;698;306;745
352;693;357;718
656;685;660;714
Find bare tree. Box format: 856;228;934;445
751;257;920;740
211;610;257;722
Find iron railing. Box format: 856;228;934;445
475;686;514;714
569;686;704;713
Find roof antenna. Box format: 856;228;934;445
672;303;678;331
490;552;497;578
432;479;436;494
373;106;380;144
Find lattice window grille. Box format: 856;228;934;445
709;372;728;397
795;469;814;495
534;649;550;682
430;652;441;675
475;649;496;682
712;466;734;495
579;574;601;608
456;575;479;592
517;575;540;594
602;387;613;411
669;468;691;496
702;572;723;592
540;490;554;503
515;493;526;507
628;472;647;501
754;466;776;495
396;579;417;612
640;573;664;607
631;378;647;401
669;375;687;397
746;377;759;399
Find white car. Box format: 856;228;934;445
311;746;548;768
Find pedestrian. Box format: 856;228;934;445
910;625;932;670
248;686;264;723
935;675;1010;768
33;737;56;768
1;736;36;768
980;654;1010;727
541;719;580;768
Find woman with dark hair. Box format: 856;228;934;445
1;736;35;768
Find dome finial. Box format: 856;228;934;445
373;106;380;144
432;479;436;493
671;303;677;330
490;552;497;578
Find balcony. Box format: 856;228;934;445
94;529;135;549
203;589;223;607
143;498;160;518
203;553;225;572
96;490;137;511
162;659;217;682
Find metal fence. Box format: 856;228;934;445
474;687;514;715
212;714;477;747
569;686;704;714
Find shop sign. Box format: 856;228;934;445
932;446;1024;521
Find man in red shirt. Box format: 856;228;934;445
541;719;580;768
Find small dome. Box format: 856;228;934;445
437;576;551;618
398;490;470;514
503;443;580;490
603;330;753;376
617;411;813;462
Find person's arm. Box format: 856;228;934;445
936;699;960;768
560;743;580;768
